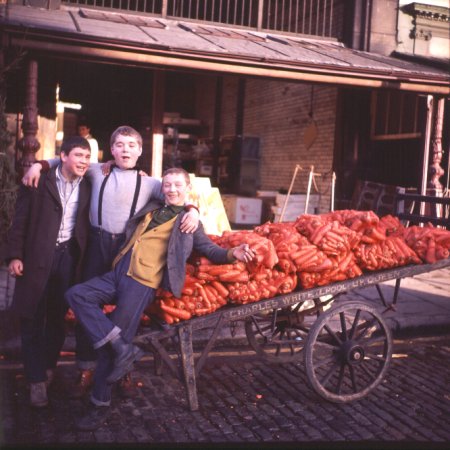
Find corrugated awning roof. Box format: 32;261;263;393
1;4;449;94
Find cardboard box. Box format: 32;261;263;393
275;193;320;215
222;195;262;224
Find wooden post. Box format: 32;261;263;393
151;70;165;179
16;60;40;178
420;95;433;218
161;0;168;18
212;76;223;185
178;323;199;411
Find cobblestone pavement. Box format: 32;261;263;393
1;333;449;449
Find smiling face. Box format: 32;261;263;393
60;146;91;181
111;134;142;170
162;172;191;206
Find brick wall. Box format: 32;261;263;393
194;75;338;214
243;79;337;213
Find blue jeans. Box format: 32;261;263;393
21;239;78;383
65;250;155;404
75;227;126;369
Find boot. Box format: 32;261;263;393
117;372;137;398
69;369;94;399
106;337;143;384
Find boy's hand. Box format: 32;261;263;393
22;163;42;188
232;244;255;263
8;259;24;277
180;208;199;233
138;170;148;177
101;160;115;176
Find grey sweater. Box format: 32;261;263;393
48;160;163;234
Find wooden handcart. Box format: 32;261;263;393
134;257;450;411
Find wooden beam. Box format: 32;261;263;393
16;59;40;178
10;38;450;95
151;69;165;178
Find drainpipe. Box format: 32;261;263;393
362;0;372;51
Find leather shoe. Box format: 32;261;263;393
117;372;137;398
30;382;48;408
69;369;94;399
107;338;144;384
75;403;110;431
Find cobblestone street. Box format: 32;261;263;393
1;333;449;449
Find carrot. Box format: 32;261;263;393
195;283;212;308
196;272;216;281
326;231;346;244
311;222;333;245
194;308;211;316
425;237;436;264
162;298;175;308
366;227;386;241
219;271;249;282
215;296;227;306
205;284;218;296
160;303;192;320
211;280;229;298
201;264;238;276
337;252;353;272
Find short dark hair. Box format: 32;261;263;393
77;116;91;128
162;167;191;185
61;136;91;155
110;125;143;147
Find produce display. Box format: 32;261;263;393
65;209;450;326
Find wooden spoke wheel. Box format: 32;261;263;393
245;305;312;363
304;301;392;403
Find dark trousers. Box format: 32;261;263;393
75;227;126;368
20;240;78;383
66;250;155;404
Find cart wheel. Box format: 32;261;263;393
245;306;310;363
304;301;392;403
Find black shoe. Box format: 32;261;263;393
75;403;110;431
107;340;144;384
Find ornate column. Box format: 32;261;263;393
428;96;445;195
16;59;40;178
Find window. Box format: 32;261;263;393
370;91;421;141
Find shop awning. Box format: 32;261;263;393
1;4;449;94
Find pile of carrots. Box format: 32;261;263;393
65;209;450;326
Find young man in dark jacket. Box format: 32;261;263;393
66;167;254;431
6;136;91;408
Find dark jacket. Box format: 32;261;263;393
5;166;91;318
123;200;230;298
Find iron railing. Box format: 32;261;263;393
63;0;343;38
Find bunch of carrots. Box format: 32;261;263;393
65;210;450;326
403;225;450;264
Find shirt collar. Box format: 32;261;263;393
56;164;82;186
